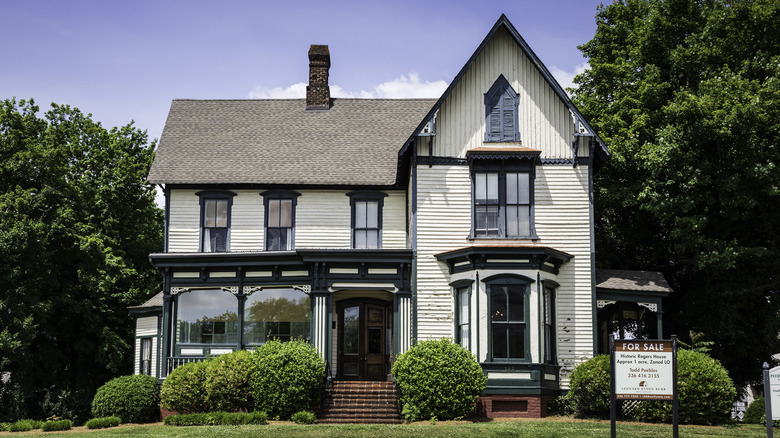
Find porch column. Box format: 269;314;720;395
656;309;664;340
160;269;171;379
312;292;330;361
395;292;413;355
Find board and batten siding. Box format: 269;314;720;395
430;26;577;160
167;188;407;251
414;164;593;387
134;316;159;377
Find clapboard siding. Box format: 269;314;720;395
134;317;159;377
136;316;158;337
168;189;200;252
415;164;593;387
433;27;575;159
230;190;264;251
415;166;472;341
167;188;408;251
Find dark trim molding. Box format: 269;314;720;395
416;156;469;166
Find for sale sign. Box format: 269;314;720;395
613;340;674;400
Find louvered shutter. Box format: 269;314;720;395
488;94;502;141
501;94;516;141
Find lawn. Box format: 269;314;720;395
0;418;773;437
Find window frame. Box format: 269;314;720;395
484;74;520;142
347;191;386;249
197;190;236;252
484;274;532;362
542;282;557;364
471;159;537;239
452;280;473;351
261;190;300;251
140;337;152;375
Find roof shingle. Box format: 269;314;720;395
148;98;435;186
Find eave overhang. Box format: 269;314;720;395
434;245;573;275
466;147;542;162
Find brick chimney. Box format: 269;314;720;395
306;45;331;110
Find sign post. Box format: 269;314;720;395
764;362;780;438
610;335;678;438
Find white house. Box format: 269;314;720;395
130;15;671;418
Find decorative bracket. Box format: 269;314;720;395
220;286;240;295
637;302;658;313
170;287;191;295
597;300;617;309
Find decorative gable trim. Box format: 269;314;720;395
399;14;609;166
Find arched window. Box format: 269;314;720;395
484;75;520;142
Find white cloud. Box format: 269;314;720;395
247;72;448;100
548;62;589;95
248;82;307;99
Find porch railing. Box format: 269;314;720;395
166;356;208;375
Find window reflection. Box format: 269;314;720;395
244;288;310;345
177;289;238;344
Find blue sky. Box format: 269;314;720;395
1;0;609;143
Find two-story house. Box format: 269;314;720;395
130;15;672;418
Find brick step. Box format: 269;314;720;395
319;418;403;424
320;381;401;424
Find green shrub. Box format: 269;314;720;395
290;410;316;424
8;420;33;432
0;423;8;432
249;339;327;419
547;395;574;416
91;374;160;423
41;419;72;431
566;355;610;418
205;350;253;412
160;360;209;413
392;338;486;421
163;411;268;426
744;397;765;424
633;349;736;425
85;416;122;429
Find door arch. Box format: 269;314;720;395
336;298;392;381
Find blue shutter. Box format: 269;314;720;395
485;76;519;142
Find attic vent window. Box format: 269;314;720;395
484;75;520;142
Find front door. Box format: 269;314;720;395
337;299;391;381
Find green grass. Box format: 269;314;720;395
0;418;772;437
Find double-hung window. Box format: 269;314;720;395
488;277;529;360
457;287;470;350
140;338;152;375
347;191;385;249
197;190;235;252
262;190;299;251
472;159;535;238
543;286;556;363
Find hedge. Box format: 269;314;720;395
91;374;160;423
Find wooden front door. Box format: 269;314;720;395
337;299;391;381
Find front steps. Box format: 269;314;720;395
319;381;402;424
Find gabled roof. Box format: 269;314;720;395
148;98;435;186
398;14;610;164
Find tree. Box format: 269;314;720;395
573;0;780;389
0;98;162;421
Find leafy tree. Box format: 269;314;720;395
0;98;162;421
573;0;780;388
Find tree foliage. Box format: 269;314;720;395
0;98;162;421
574;0;780;388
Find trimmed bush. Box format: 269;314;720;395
205;350;253;412
41;419;72;431
85;416;122;429
744;397;765;424
633;349;736;425
0;423;8;432
160;360;209;413
91;374;160;423
291;410;316;424
566;355;610;418
392;338;486;421
163;411;268;426
249;339;327;419
8;420;34;432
